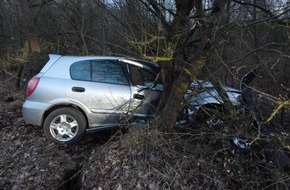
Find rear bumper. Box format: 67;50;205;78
22;100;50;126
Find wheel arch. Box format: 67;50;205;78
41;104;88;127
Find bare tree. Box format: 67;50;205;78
125;0;228;130
13;0;42;88
1;0;289;130
104;0;290;131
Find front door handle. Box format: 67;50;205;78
72;87;85;92
133;94;144;100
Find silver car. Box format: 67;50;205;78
22;54;242;145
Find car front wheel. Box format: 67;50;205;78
44;107;86;145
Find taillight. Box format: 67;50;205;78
26;77;40;97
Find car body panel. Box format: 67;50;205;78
186;80;241;114
129;85;162;117
39;54;62;74
66;79;131;127
22;100;50;125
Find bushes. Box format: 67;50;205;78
82;123;290;189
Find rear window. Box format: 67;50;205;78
70;60;128;85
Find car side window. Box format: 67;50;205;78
70;61;91;81
129;66;144;85
140;68;156;84
129;65;156;86
91;60;128;85
70;60;128;85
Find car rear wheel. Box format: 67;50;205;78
44;107;86;145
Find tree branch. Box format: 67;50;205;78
229;43;288;64
140;0;170;30
232;0;275;17
232;0;290;25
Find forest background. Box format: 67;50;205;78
0;0;290;189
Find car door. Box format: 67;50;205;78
68;59;131;126
126;64;162;117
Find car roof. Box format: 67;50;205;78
48;54;124;61
44;54;160;73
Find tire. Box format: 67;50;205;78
43;107;87;145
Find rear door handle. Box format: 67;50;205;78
72;87;85;92
133;94;144;100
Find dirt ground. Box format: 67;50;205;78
0;86;289;190
0;89;114;189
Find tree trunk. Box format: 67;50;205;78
161;75;190;131
162;51;209;131
157;0;227;131
14;0;41;89
157;61;173;111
